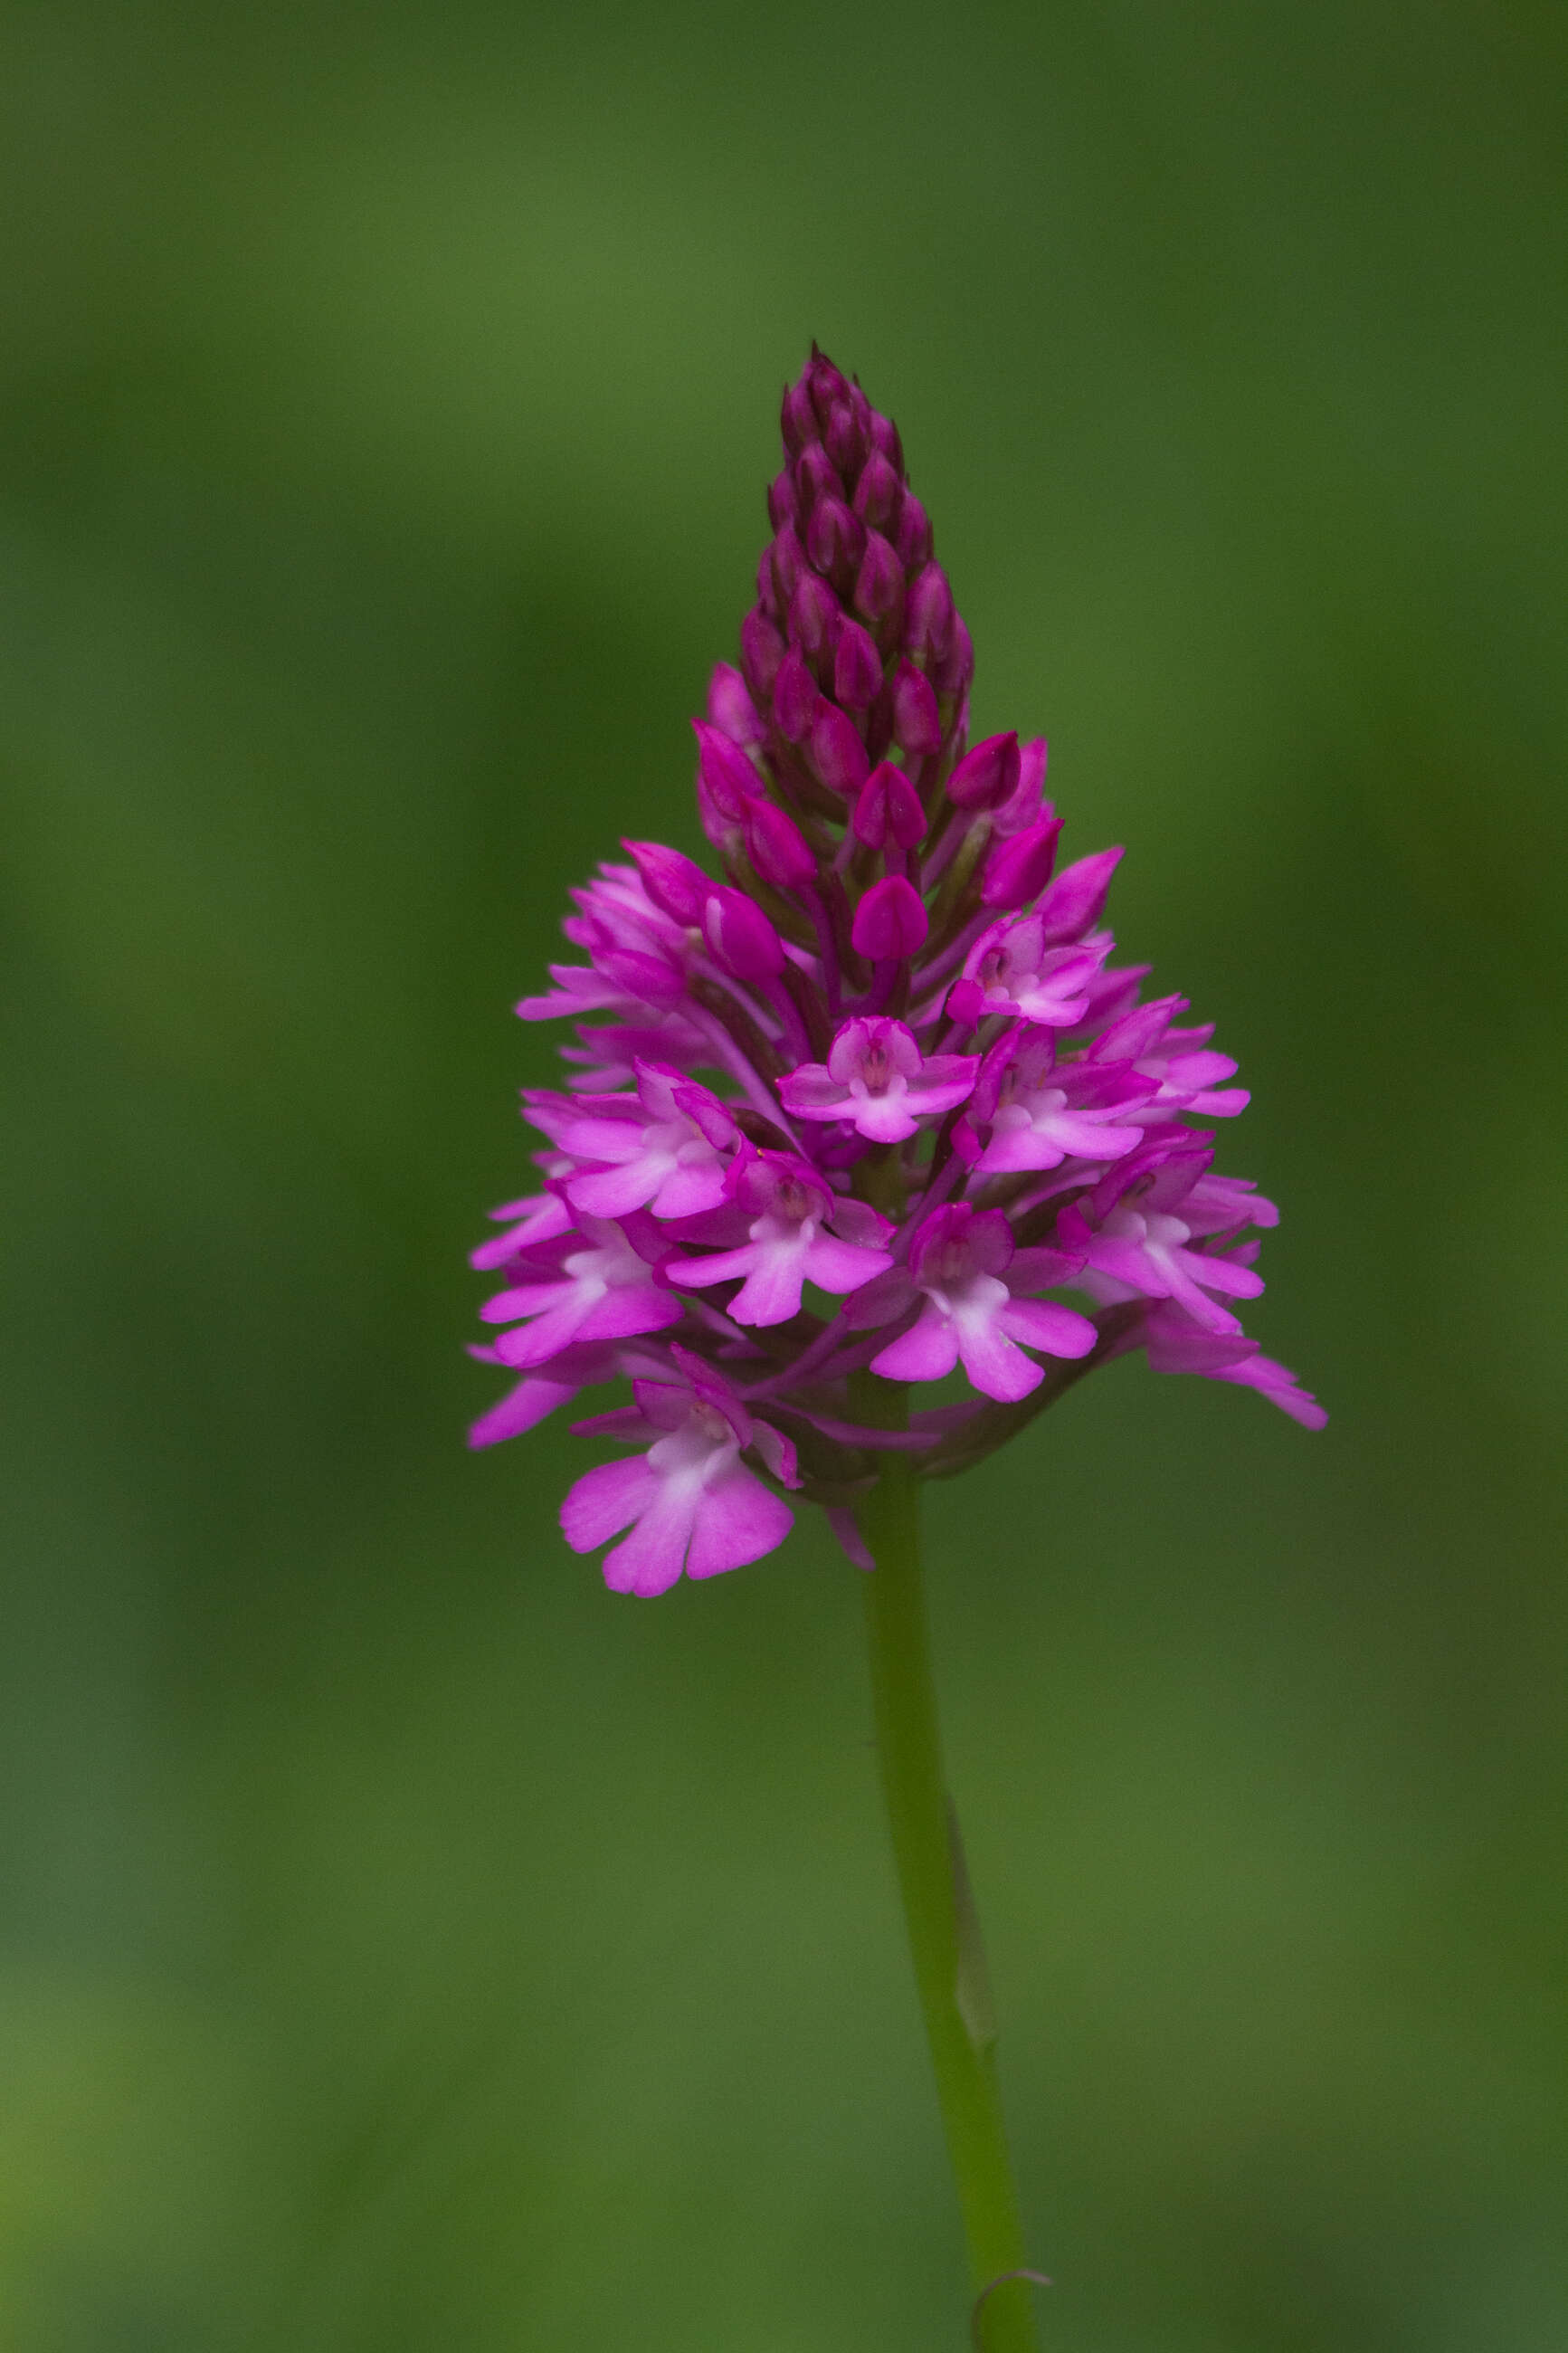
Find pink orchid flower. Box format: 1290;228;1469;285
561;1349;799;1596
778;1016;978;1144
848;1204;1096;1403
665;1146;894;1326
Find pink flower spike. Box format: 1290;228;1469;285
560;1349;796;1596
868;1203;1096;1402
851;875;928;961
665;1147;895;1326
471;351;1321;1592
780;1016;978;1143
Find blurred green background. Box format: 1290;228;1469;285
2;2;1564;2347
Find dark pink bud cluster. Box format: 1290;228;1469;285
471;352;1322;1596
741;349;973;813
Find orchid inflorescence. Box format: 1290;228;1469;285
470;348;1323;1596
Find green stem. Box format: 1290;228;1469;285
852;1381;1039;2353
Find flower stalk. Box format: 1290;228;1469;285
854;1381;1037;2350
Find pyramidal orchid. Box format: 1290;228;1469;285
469;349;1322;2350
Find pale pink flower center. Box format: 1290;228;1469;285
647;1402;738;1486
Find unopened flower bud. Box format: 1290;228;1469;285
745;798;817;890
833;618;884;710
852;761;928;850
806;496;865;586
770;522;804;606
862;682;896;767
794;443;843;511
695;781;738;851
708;662;765;747
931;614;974;698
904;562;955;658
1034;846;1124;943
944;976;985;1029
772;646;818;742
895;492;932;569
853;529;904;624
780;377;817;457
807;350;851;424
789;570;840;658
890;658;943;757
740;605;785;700
624;839;711;925
993;736;1049;834
946;731;1021;813
595;944;689;1007
703;887;784;980
868;411;904;474
823;398;866;480
851;874;929;961
810;702;870;797
693;719;761;822
852;451;902;529
979;815;1063;910
766;471;798;534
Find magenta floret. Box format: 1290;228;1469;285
470;350;1324;1592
